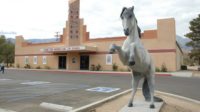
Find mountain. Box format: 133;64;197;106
6;38;60;44
6;38;15;44
176;35;192;52
26;38;60;43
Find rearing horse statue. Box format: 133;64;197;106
109;6;158;109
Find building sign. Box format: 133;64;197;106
44;46;86;52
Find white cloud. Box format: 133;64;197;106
0;0;68;39
82;0;200;38
0;0;199;39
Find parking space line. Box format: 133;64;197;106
0;79;12;81
21;81;51;85
40;102;73;112
0;108;16;112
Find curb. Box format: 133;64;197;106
70;89;200;112
155;91;200;104
70;89;132;112
7;68;172;77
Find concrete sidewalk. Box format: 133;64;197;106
120;100;163;112
72;89;200;112
7;68;195;77
7;68;172;76
73;89;163;112
168;71;193;77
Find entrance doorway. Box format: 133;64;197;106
80;55;89;70
58;56;66;69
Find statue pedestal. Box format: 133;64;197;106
119;100;163;112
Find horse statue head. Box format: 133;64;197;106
120;6;141;38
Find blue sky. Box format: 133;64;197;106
0;0;199;39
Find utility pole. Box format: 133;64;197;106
55;32;60;41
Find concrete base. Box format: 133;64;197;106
119;100;163;112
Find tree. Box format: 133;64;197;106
0;35;6;62
185;14;200;65
0;35;15;67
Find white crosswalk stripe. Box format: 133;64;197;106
40;102;73;112
0;108;16;112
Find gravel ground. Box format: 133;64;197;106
92;90;200;112
192;71;200;78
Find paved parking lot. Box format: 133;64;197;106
0;69;131;111
0;69;199;112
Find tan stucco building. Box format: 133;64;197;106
15;0;183;72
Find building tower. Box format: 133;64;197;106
68;0;81;46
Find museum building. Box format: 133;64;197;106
15;0;183;71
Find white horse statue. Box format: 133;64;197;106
109;6;157;108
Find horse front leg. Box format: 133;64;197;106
109;44;119;54
109;44;127;65
128;72;142;107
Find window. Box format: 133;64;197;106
33;56;37;64
25;56;29;64
43;56;47;64
106;54;112;65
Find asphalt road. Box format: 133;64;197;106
0;69;199;111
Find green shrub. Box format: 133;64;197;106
96;64;102;71
16;64;20;68
90;64;102;71
181;65;187;70
90;64;96;71
119;68;125;72
8;63;14;67
24;64;31;69
44;66;51;69
36;66;41;69
112;63;118;71
127;68;131;72
119;68;130;72
161;64;167;72
155;67;161;72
